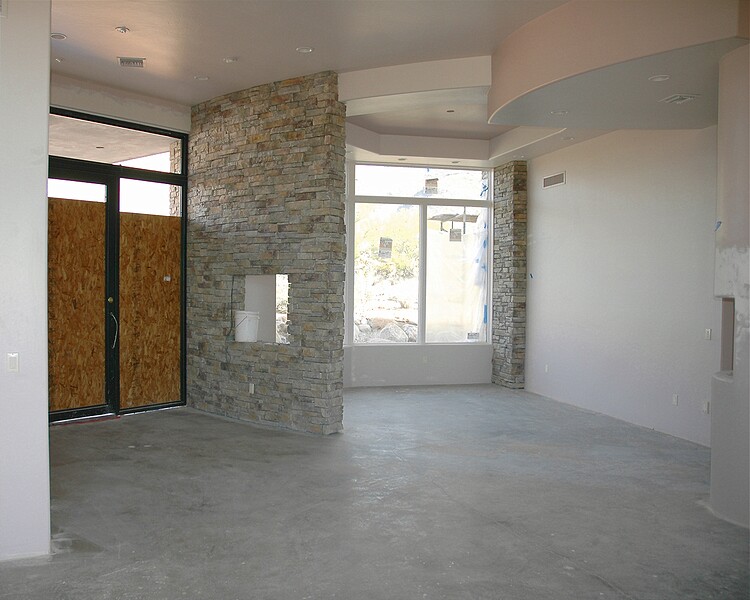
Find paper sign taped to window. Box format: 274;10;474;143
378;237;393;258
449;228;462;242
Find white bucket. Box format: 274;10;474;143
234;310;259;342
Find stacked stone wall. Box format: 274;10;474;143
187;71;346;434
492;161;527;388
169;140;182;216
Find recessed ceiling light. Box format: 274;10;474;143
115;26;130;34
223;57;239;64
648;74;670;82
194;75;210;81
50;32;67;40
295;46;314;54
550;110;568;116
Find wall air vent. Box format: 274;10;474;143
659;94;699;105
118;57;145;68
543;172;566;188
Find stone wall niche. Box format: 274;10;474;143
187;71;346;434
242;274;288;344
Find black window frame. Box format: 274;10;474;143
48;107;189;422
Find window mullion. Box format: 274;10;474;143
418;203;427;344
344;160;356;345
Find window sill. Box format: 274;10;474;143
344;342;492;349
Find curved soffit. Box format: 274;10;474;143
488;0;748;124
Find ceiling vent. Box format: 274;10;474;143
659;93;699;105
118;57;145;68
543;172;566;189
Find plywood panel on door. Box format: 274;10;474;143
118;213;181;409
48;197;106;411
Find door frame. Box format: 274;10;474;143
48;109;188;422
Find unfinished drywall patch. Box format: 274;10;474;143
187;71;346;434
710;44;749;527
492;160;527;388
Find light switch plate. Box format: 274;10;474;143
7;352;19;372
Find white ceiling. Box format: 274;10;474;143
49;0;746;163
349;104;514;141
49;114;177;164
50;0;564;107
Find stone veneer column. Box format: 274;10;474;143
492;161;527;388
187;71;346;434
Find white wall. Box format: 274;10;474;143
526;128;720;446
710;45;749;527
0;0;52;560
51;73;191;133
345;344;493;387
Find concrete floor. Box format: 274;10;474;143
1;385;747;599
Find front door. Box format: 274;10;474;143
48;170;183;420
48;176;110;416
117;178;182;410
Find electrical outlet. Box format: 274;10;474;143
6;352;19;373
672;394;679;406
544;364;549;373
704;328;712;340
702;401;710;415
248;382;255;394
